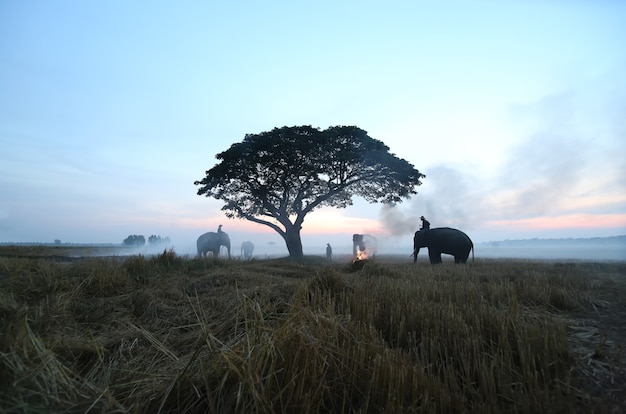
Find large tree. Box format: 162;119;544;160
194;125;424;258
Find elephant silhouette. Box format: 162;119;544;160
241;241;254;259
352;234;378;259
197;230;231;258
413;227;473;264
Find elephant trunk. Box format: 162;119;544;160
413;247;420;264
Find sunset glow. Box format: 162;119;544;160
488;213;626;233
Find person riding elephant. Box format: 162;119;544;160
413;227;473;264
241;241;254;259
418;216;431;245
197;228;231;258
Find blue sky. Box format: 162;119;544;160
1;1;625;254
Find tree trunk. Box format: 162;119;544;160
283;226;304;258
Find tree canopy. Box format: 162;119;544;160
194;125;424;257
123;234;145;246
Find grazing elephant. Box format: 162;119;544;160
413;227;473;264
241;241;254;259
352;234;378;259
197;231;231;258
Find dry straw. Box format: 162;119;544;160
0;253;624;413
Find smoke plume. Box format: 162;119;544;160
380;166;479;238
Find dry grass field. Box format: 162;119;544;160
1;246;624;413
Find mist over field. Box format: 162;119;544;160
300;242;626;262
6;235;622;262
128;240;621;263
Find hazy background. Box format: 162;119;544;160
1;1;625;257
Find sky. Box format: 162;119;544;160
1;1;625;255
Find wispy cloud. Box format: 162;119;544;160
490;213;626;231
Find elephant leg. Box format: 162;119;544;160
429;250;442;264
455;252;469;264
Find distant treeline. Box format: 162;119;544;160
480;235;626;247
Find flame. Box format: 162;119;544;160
355;250;368;261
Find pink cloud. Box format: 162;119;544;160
489;213;626;230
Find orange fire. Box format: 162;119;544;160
355;250;368;261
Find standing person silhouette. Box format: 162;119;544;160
326;243;333;260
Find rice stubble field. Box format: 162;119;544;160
0;246;624;413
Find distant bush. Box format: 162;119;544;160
148;235;171;245
122;234;145;246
